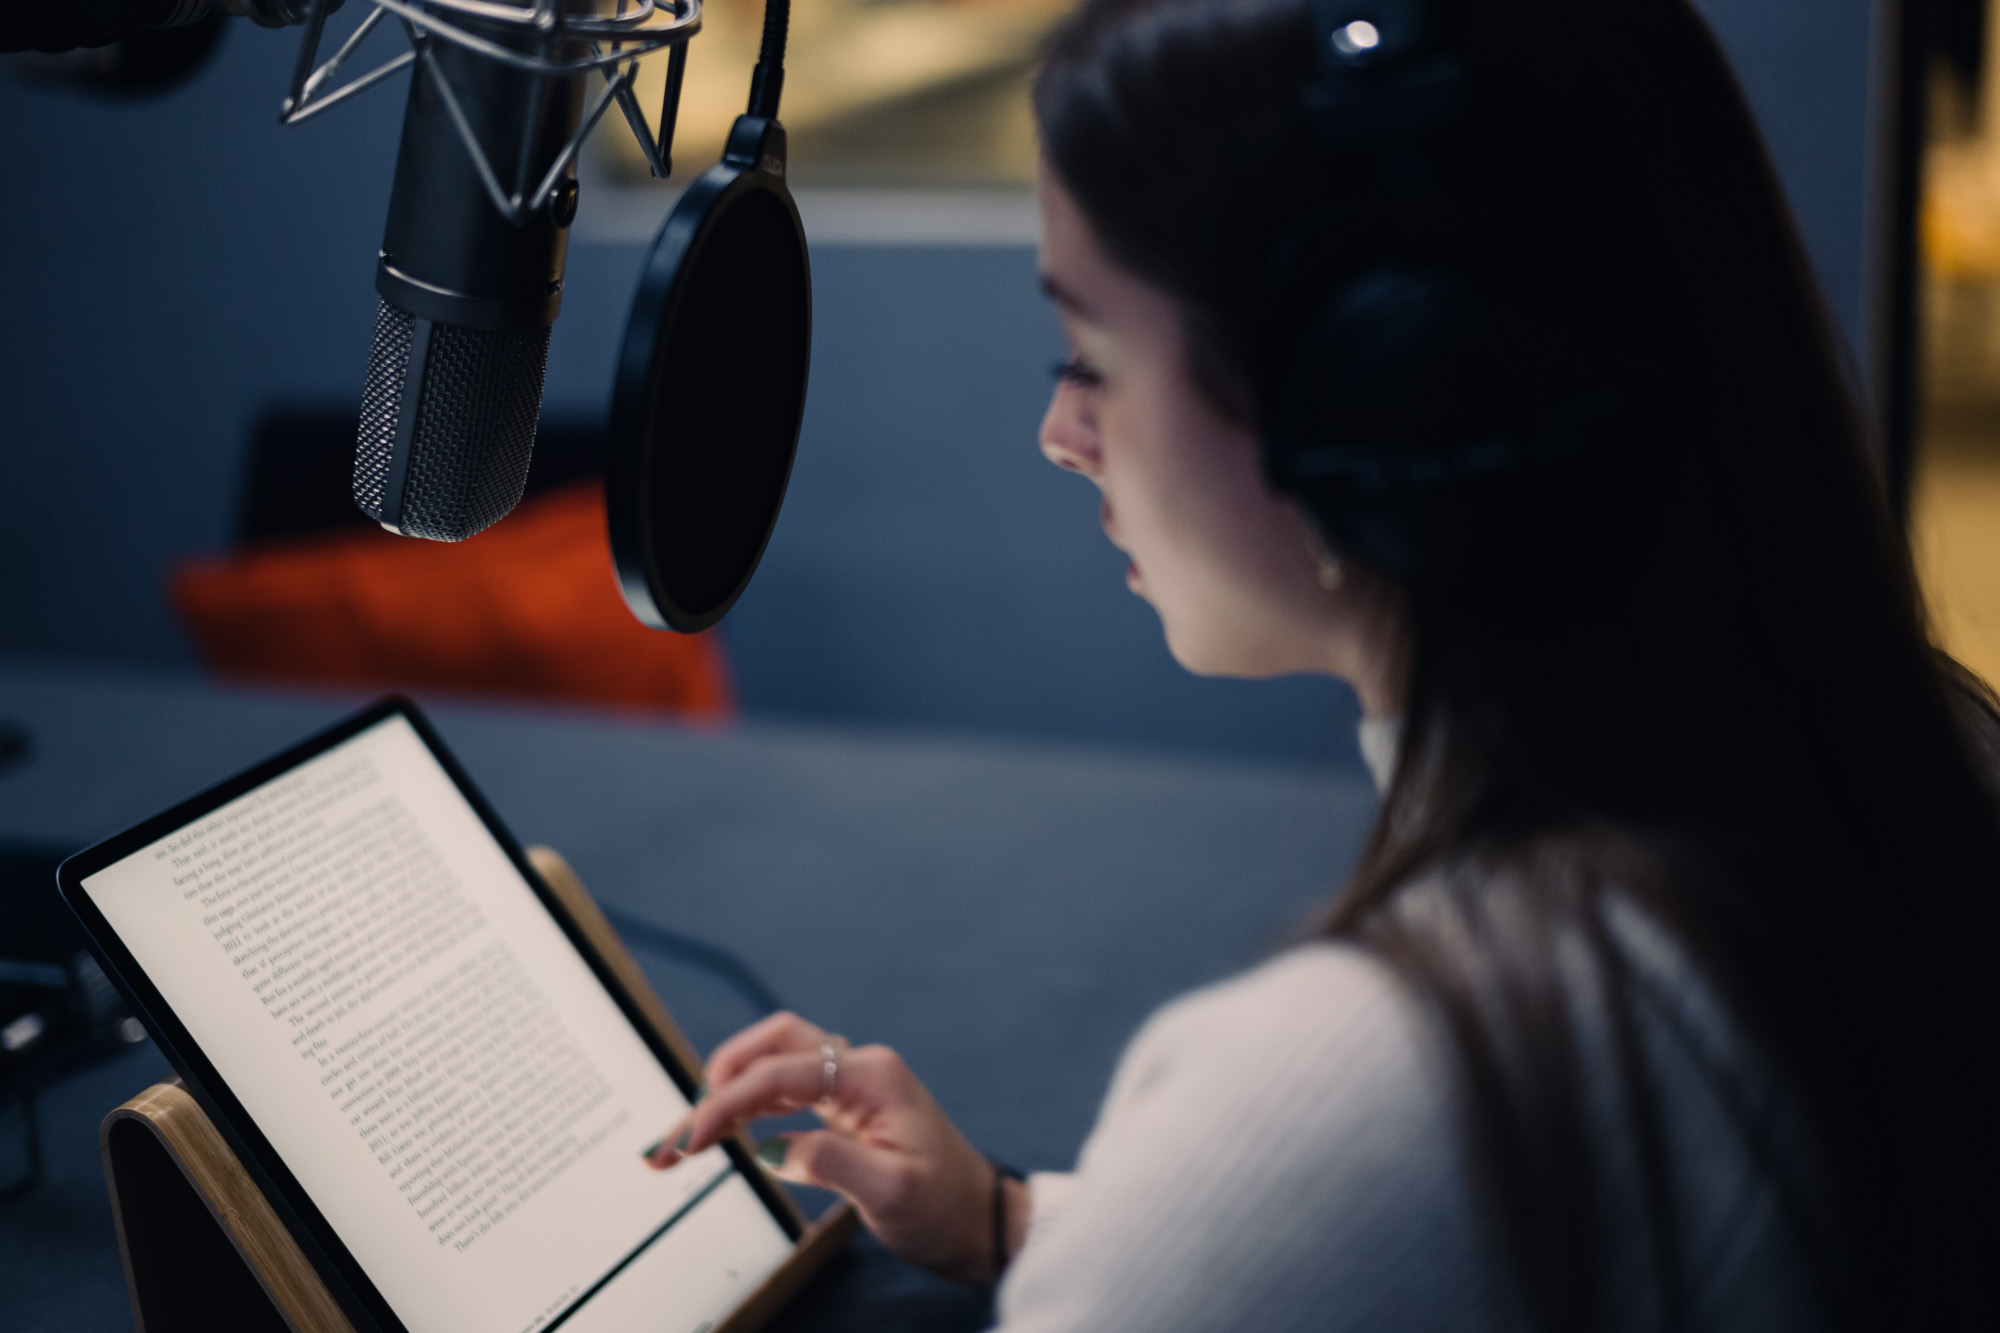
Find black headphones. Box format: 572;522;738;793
1264;0;1631;588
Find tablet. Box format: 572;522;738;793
59;698;800;1333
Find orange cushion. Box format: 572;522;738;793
169;481;734;720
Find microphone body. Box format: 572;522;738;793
354;13;583;541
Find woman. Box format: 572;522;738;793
647;0;2000;1328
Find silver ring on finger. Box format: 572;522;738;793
819;1042;840;1105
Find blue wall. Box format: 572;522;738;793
0;0;1877;764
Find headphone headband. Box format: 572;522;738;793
1304;0;1465;145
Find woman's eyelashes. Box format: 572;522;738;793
1052;355;1104;388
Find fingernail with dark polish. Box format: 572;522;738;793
755;1137;789;1170
674;1126;693;1153
640;1138;667;1161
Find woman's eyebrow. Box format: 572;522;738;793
1039;272;1095;319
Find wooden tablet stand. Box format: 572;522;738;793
100;846;857;1333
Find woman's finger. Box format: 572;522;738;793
643;1049;840;1170
766;1129;909;1213
644;1043;895;1172
641;1116;696;1169
684;1050;832;1153
705;1011;834;1090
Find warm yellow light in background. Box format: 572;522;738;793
1913;448;2000;688
591;0;1073;186
1913;0;2000;692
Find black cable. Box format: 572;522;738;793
598;906;785;1018
745;0;787;119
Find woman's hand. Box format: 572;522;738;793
644;1011;1005;1285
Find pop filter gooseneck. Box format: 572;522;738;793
605;0;810;633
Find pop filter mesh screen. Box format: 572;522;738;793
643;188;809;620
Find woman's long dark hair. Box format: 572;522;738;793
1036;2;2000;1330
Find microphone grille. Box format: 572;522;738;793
354;300;552;542
354;300;413;520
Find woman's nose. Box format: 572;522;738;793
1039;384;1102;477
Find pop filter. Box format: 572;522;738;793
606;113;810;632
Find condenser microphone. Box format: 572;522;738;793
352;9;586;542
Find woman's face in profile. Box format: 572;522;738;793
1035;162;1401;706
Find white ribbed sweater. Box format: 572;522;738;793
994;729;1822;1333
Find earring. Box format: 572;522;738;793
1304;529;1346;591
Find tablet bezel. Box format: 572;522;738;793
58;695;804;1333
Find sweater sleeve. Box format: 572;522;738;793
994;943;1505;1333
1025;1171;1080;1244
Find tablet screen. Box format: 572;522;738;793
76;712;793;1333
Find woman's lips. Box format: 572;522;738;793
1100;500;1141;590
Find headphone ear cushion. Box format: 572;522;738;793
1262;266;1639;593
1270;267;1490;487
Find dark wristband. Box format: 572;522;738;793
989;1157;1025;1287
